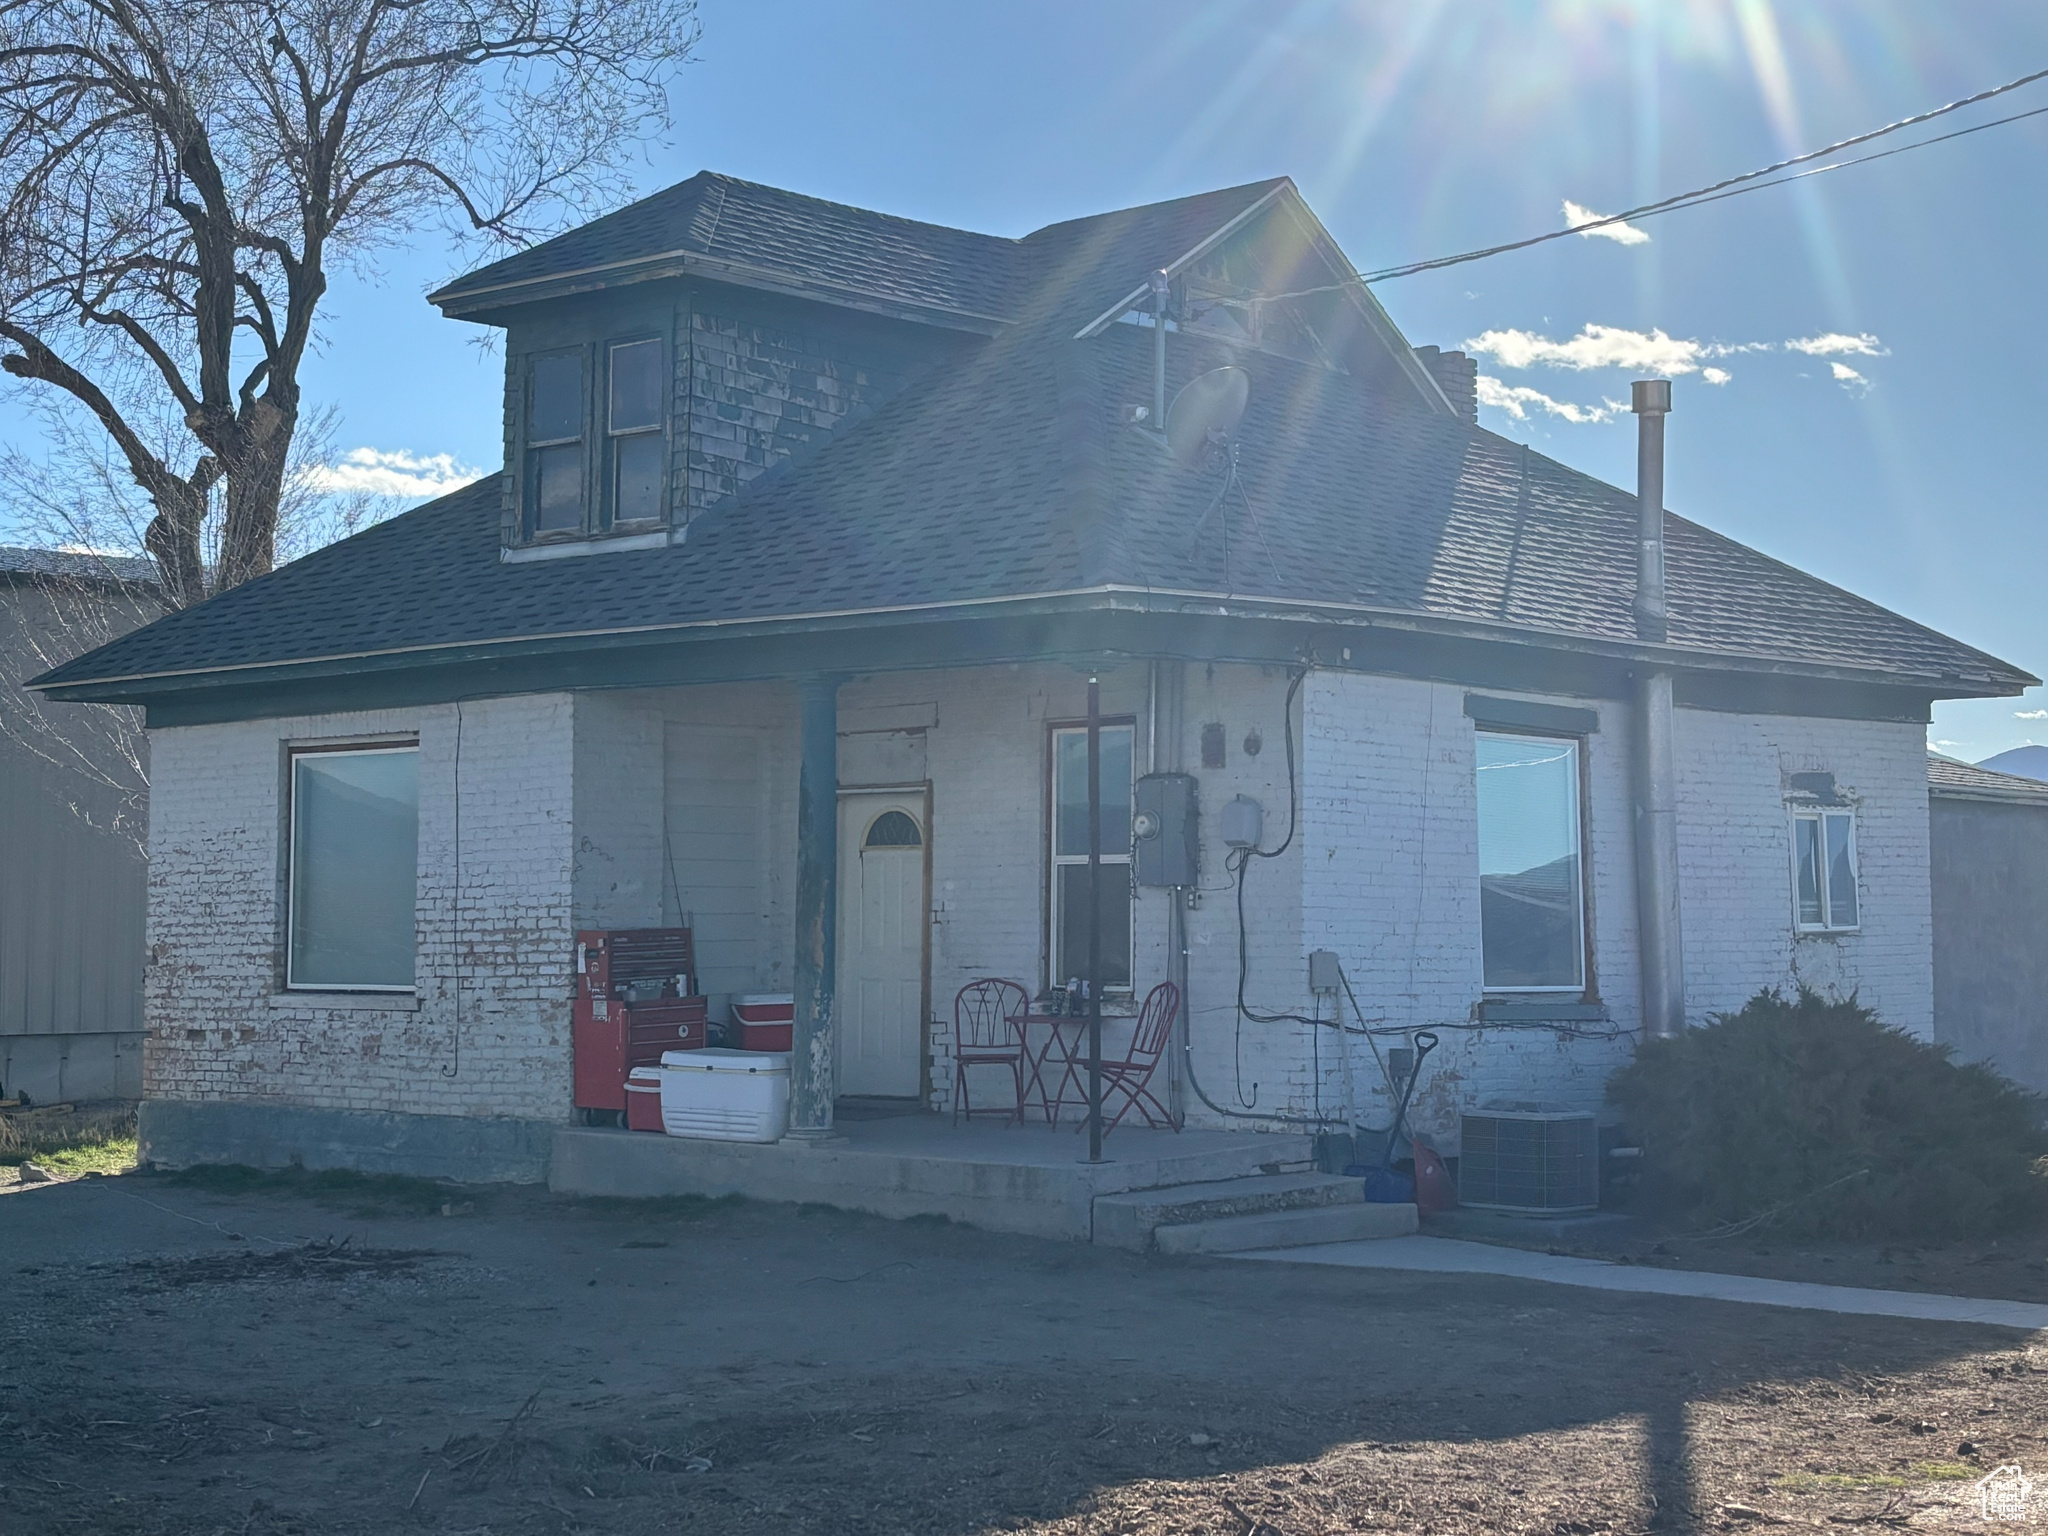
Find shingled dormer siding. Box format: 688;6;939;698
498;283;963;551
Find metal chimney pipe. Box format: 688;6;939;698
1630;378;1685;1039
1149;269;1171;430
1632;378;1671;643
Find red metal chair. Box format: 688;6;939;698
1085;981;1181;1134
951;979;1031;1126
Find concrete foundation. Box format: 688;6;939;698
137;1099;555;1184
550;1118;1314;1240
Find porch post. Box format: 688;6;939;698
788;675;841;1140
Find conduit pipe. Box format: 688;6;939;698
1630;380;1686;1039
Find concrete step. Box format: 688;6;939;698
1092;1171;1362;1250
1154;1200;1419;1255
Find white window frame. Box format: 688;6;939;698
286;743;420;993
1475;729;1589;995
1790;806;1860;934
1048;722;1134;995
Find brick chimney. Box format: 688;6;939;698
1413;345;1477;425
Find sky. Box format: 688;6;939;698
8;0;2048;760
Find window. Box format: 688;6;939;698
527;352;584;535
1792;808;1858;931
1049;724;1133;991
288;746;419;990
1475;731;1585;992
607;338;665;525
864;810;922;849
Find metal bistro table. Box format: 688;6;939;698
1018;1004;1132;1126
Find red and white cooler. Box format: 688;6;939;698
730;993;795;1052
624;1065;667;1132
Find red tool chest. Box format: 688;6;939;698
572;928;708;1112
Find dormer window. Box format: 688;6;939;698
527;351;585;535
607;338;665;525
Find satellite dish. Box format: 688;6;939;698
1165;366;1250;467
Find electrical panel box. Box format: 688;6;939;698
1133;772;1198;887
1220;794;1264;850
1307;950;1343;994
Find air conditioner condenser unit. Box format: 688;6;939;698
1458;1106;1600;1213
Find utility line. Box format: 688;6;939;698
1256;64;2048;295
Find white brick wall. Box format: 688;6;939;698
1672;708;1932;1035
1299;674;1935;1149
144;664;1934;1145
147;695;578;1121
1300;673;1637;1149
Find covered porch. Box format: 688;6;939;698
573;654;1292;1135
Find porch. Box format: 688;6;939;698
549;1111;1415;1246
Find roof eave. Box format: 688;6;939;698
34;582;2029;706
431;249;1012;335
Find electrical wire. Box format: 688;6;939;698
1248;65;2048;292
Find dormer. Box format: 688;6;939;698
430;173;1014;562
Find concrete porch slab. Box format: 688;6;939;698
549;1116;1313;1240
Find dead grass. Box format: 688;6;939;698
0;1101;137;1180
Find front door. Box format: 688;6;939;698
836;790;928;1098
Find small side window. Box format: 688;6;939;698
1792;808;1858;932
527;352;585;535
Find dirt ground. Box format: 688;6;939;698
3;1172;2046;1536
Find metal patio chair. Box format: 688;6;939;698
951;978;1031;1126
1085;980;1181;1134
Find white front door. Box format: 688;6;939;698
836;791;927;1098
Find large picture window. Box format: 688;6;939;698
1049;724;1133;992
288;746;420;990
1792;808;1858;932
607;338;665;526
1475;731;1585;992
526;351;585;535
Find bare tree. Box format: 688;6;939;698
0;0;700;609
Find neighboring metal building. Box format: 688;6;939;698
1;546;157;1101
1929;753;2048;1095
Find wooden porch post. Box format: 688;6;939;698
788;675;841;1140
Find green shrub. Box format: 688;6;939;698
1605;989;2048;1240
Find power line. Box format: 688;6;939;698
1259;63;2048;296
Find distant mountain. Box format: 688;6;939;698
1978;744;2048;782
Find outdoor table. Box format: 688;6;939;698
1016;1011;1088;1124
1017;1008;1134;1125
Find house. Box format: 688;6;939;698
1928;754;2048;1094
29;174;2036;1205
2;545;157;1103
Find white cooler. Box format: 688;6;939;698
657;1048;790;1142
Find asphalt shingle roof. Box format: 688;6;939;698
1927;754;2048;803
34;315;2034;698
431;171;1291;329
0;544;158;584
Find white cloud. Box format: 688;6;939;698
2017;710;2048;720
1475;375;1624;425
302;448;483;500
1785;332;1885;358
1827;361;1873;396
1465;323;1708;376
1701;367;1731;386
1562;200;1650;246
